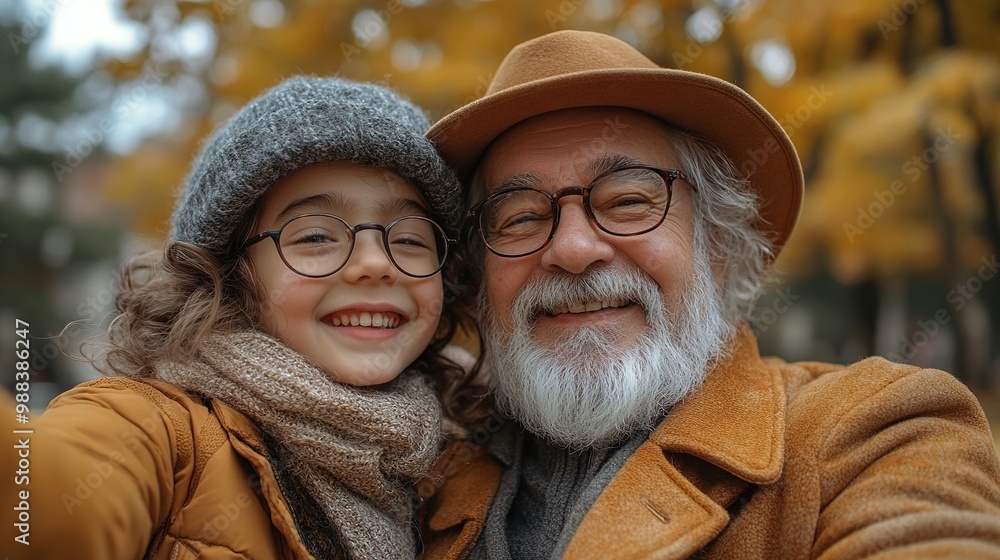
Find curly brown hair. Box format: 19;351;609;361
99;207;491;429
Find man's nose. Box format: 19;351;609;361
539;200;614;274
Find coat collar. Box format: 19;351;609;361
210;398;268;453
560;324;787;558
652;322;786;484
207;399;317;559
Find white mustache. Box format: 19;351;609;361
511;265;664;324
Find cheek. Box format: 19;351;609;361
412;280;446;337
268;270;306;304
251;249;295;309
258;271;316;333
632;227;697;307
483;255;530;326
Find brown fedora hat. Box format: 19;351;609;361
428;30;804;257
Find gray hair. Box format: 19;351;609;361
660;124;773;324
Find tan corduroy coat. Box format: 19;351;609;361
8;377;315;560
419;326;1000;559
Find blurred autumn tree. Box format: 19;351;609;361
104;0;1000;384
1;3;127;397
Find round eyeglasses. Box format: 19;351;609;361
240;213;453;278
468;165;692;258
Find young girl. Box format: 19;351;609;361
22;77;478;560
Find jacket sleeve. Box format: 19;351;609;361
803;359;1000;558
11;381;179;560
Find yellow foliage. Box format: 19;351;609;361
102;0;1000;287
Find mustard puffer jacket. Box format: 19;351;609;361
420;325;1000;559
8;377;316;559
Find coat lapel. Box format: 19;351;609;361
563;441;732;559
211;400;317;560
423;443;504;559
564;325;787;559
654;324;786;484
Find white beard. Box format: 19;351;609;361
480;253;733;450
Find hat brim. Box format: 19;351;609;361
428;68;803;256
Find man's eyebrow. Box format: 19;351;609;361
490;172;544;192
487;155;642;194
273;192;353;225
589;154;644;176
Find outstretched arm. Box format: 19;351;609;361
9;381;177;560
805;361;1000;558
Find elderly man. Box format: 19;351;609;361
419;30;1000;559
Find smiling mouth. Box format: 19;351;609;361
546;299;631;316
328;312;401;328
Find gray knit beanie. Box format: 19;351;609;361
169;76;462;256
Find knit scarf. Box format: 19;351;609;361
153;330;442;559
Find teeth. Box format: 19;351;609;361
332;312;400;328
551;299;628;315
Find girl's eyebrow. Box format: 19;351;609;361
379;196;431;218
273;193;430;225
273;193;353;225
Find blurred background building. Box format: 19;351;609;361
1;0;998;423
